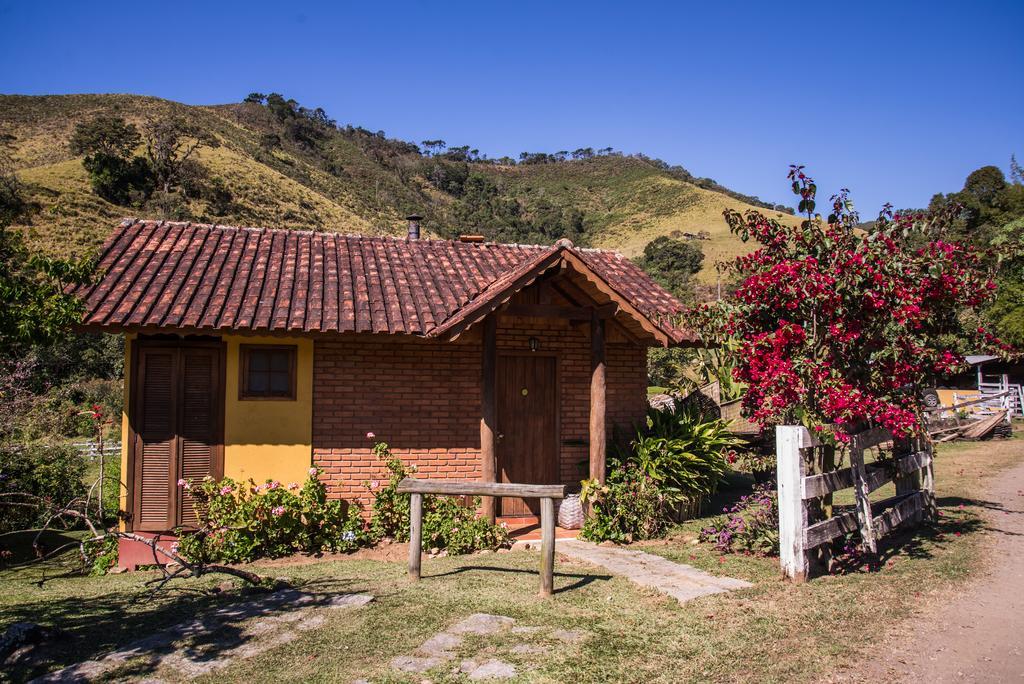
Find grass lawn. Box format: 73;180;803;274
2;434;1022;683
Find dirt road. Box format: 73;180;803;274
865;457;1024;682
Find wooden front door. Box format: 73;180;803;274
130;341;224;531
496;355;558;516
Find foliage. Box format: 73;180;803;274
0;335;122;443
635;235;704;301
987;216;1024;346
82;535;119;575
695;166;1009;440
0;442;86;533
579;462;668;544
176;469;369;564
367;439;510;553
725;446;775;475
69;115;153;204
421;495;512;554
699;483;779;555
624;404;738;506
580;405;739;543
0;139;93;358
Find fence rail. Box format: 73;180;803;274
777;426;935;581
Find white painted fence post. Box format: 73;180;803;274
777;425;810;582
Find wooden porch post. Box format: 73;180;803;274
589;312;607;485
480;315;498;522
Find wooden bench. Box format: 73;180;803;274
395;479;567;596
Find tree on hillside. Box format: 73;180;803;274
69;116;153;205
926;159;1024;345
636;236;704;302
930;161;1024;244
421;140;446;156
143;117;220;197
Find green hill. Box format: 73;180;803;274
0;93;800;282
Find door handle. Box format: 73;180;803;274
497;433;505;442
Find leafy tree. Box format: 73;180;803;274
68;116;152;204
0;141;92;358
421;140;446;157
636;236;704;301
143;117;219;195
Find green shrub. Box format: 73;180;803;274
0;443;86;533
635;404;738;499
176;468;369;564
579;405;740;544
368;440;510;553
579;463;668;543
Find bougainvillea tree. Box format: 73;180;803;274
696;166;1012;440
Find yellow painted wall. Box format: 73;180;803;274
119;333;135;530
223;335;314;486
937;388;981;412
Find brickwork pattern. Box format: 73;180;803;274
312;322;647;510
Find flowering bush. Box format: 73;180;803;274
367;439;510;553
176;468;368;564
695;166;1009;440
699;483;778;555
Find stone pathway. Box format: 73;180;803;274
388;613;589;680
34;589;374;683
559;539;752;603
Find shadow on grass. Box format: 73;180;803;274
828;500;991;576
424;565;612;594
1;572;370;683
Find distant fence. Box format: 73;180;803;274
776;426;935;581
71;441;121;461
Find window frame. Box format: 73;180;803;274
238;344;298;401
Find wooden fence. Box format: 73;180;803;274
777;426;935;581
395;478;566;596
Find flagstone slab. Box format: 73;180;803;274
559;540;752;604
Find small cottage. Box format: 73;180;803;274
76;218;694;554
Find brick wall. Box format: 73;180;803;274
312;320;648;511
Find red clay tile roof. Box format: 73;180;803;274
75;220;694;344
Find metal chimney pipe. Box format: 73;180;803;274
406;214;423;240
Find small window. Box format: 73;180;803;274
240;345;297;400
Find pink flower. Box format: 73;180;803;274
271;506;286;517
366;431;376;439
219;485;233;495
308;467;318;477
267;481;280;490
370;480;380;489
288;482;299;490
177;478;187;487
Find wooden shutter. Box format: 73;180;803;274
134;348;177;531
130;341;224;532
177;348;221;527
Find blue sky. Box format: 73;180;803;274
1;0;1021;213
